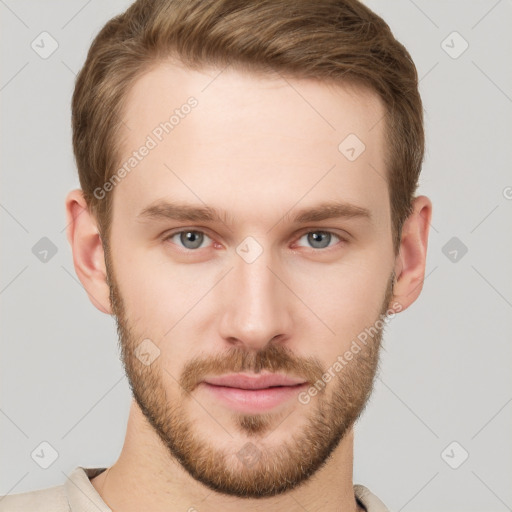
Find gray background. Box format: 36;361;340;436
1;1;511;511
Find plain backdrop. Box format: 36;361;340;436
1;1;511;511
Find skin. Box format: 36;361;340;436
65;60;432;512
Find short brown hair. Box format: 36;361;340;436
72;0;424;254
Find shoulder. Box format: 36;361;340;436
0;484;68;512
0;466;108;512
354;483;392;512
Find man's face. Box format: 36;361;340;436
104;62;397;498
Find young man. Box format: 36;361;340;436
1;0;431;510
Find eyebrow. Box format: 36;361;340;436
136;199;371;226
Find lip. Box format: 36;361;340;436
203;372;307;390
200;373;308;413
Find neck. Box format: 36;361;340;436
91;400;363;512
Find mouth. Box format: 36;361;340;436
200;373;309;413
203;372;307;390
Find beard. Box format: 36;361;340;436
105;247;394;499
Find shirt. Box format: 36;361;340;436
0;467;391;511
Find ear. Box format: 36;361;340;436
65;189;112;314
390;195;432;313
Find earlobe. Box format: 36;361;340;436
65;189;112;314
391;195;433;313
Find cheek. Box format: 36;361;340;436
292;257;391;354
110;239;219;343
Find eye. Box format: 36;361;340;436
165;230;212;250
295;231;342;250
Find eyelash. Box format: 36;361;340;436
162;228;347;252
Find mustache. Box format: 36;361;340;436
179;344;326;394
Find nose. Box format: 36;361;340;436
218;244;293;351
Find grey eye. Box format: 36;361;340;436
176;231;207;249
298;231;339;249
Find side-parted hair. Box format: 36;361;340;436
72;0;424;254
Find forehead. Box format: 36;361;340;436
113;61;388;227
120;61;385;148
